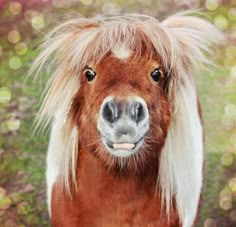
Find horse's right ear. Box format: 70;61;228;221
29;18;100;81
159;12;224;111
29;18;100;194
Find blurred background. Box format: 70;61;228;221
0;0;235;226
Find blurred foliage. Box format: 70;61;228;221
0;0;236;226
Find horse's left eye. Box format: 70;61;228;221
151;68;162;82
85;68;96;82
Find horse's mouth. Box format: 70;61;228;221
105;136;144;150
102;136;145;157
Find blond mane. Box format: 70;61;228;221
30;12;222;225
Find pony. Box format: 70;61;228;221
30;12;222;227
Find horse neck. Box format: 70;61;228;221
76;146;160;194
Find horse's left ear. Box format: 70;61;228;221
157;13;224;223
160;12;224;70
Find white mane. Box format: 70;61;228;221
30;12;222;225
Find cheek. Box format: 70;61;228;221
146;91;171;146
71;90;99;144
75;86;109;148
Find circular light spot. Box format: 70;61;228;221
24;10;38;22
81;0;93;5
219;197;232;210
224;103;236;118
9;1;22;15
31;15;45;30
0;87;11;104
7;118;20;131
230;210;236;222
225;45;236;58
230;65;236;78
102;2;122;15
224;58;236;68
7;30;21;44
52;0;72;8
221;153;234;166
0;187;6;198
221;114;234;130
9;57;22;70
0;196;11;210
230;133;236;147
228;8;236;20
231;25;236;40
204;218;216;227
0;46;3;57
0;149;4;156
15;42;28;55
229;178;236;193
205;0;220;11
219;188;232;199
214;15;228;30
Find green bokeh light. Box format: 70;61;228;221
220;153;234;166
204;218;216;227
0;87;11;104
15;42;28;55
9;56;22;70
9;1;22;16
214;15;229;30
6;118;21;131
205;0;220;11
7;30;21;44
31;16;45;30
81;0;94;6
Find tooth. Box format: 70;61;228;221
113;143;135;150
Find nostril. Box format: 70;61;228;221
130;101;145;123
102;101;118;123
136;103;144;122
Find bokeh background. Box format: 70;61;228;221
0;0;235;226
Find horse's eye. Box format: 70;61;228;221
85;68;96;82
151;68;162;82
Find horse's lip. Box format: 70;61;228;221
102;136;144;150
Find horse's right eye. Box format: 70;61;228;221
85;68;96;82
151;68;162;83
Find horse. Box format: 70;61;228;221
30;12;222;227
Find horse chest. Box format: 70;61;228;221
51;151;180;226
73;156;179;227
78;180;160;226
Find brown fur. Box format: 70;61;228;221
51;148;180;227
51;54;178;226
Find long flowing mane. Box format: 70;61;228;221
30;12;222;225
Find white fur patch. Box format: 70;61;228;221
158;77;203;227
46;109;79;215
112;44;131;60
46;116;60;216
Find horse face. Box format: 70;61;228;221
75;51;171;170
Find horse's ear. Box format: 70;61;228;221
29;19;98;81
29;19;100;193
160;12;224;70
158;13;223;223
29;19;99;132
